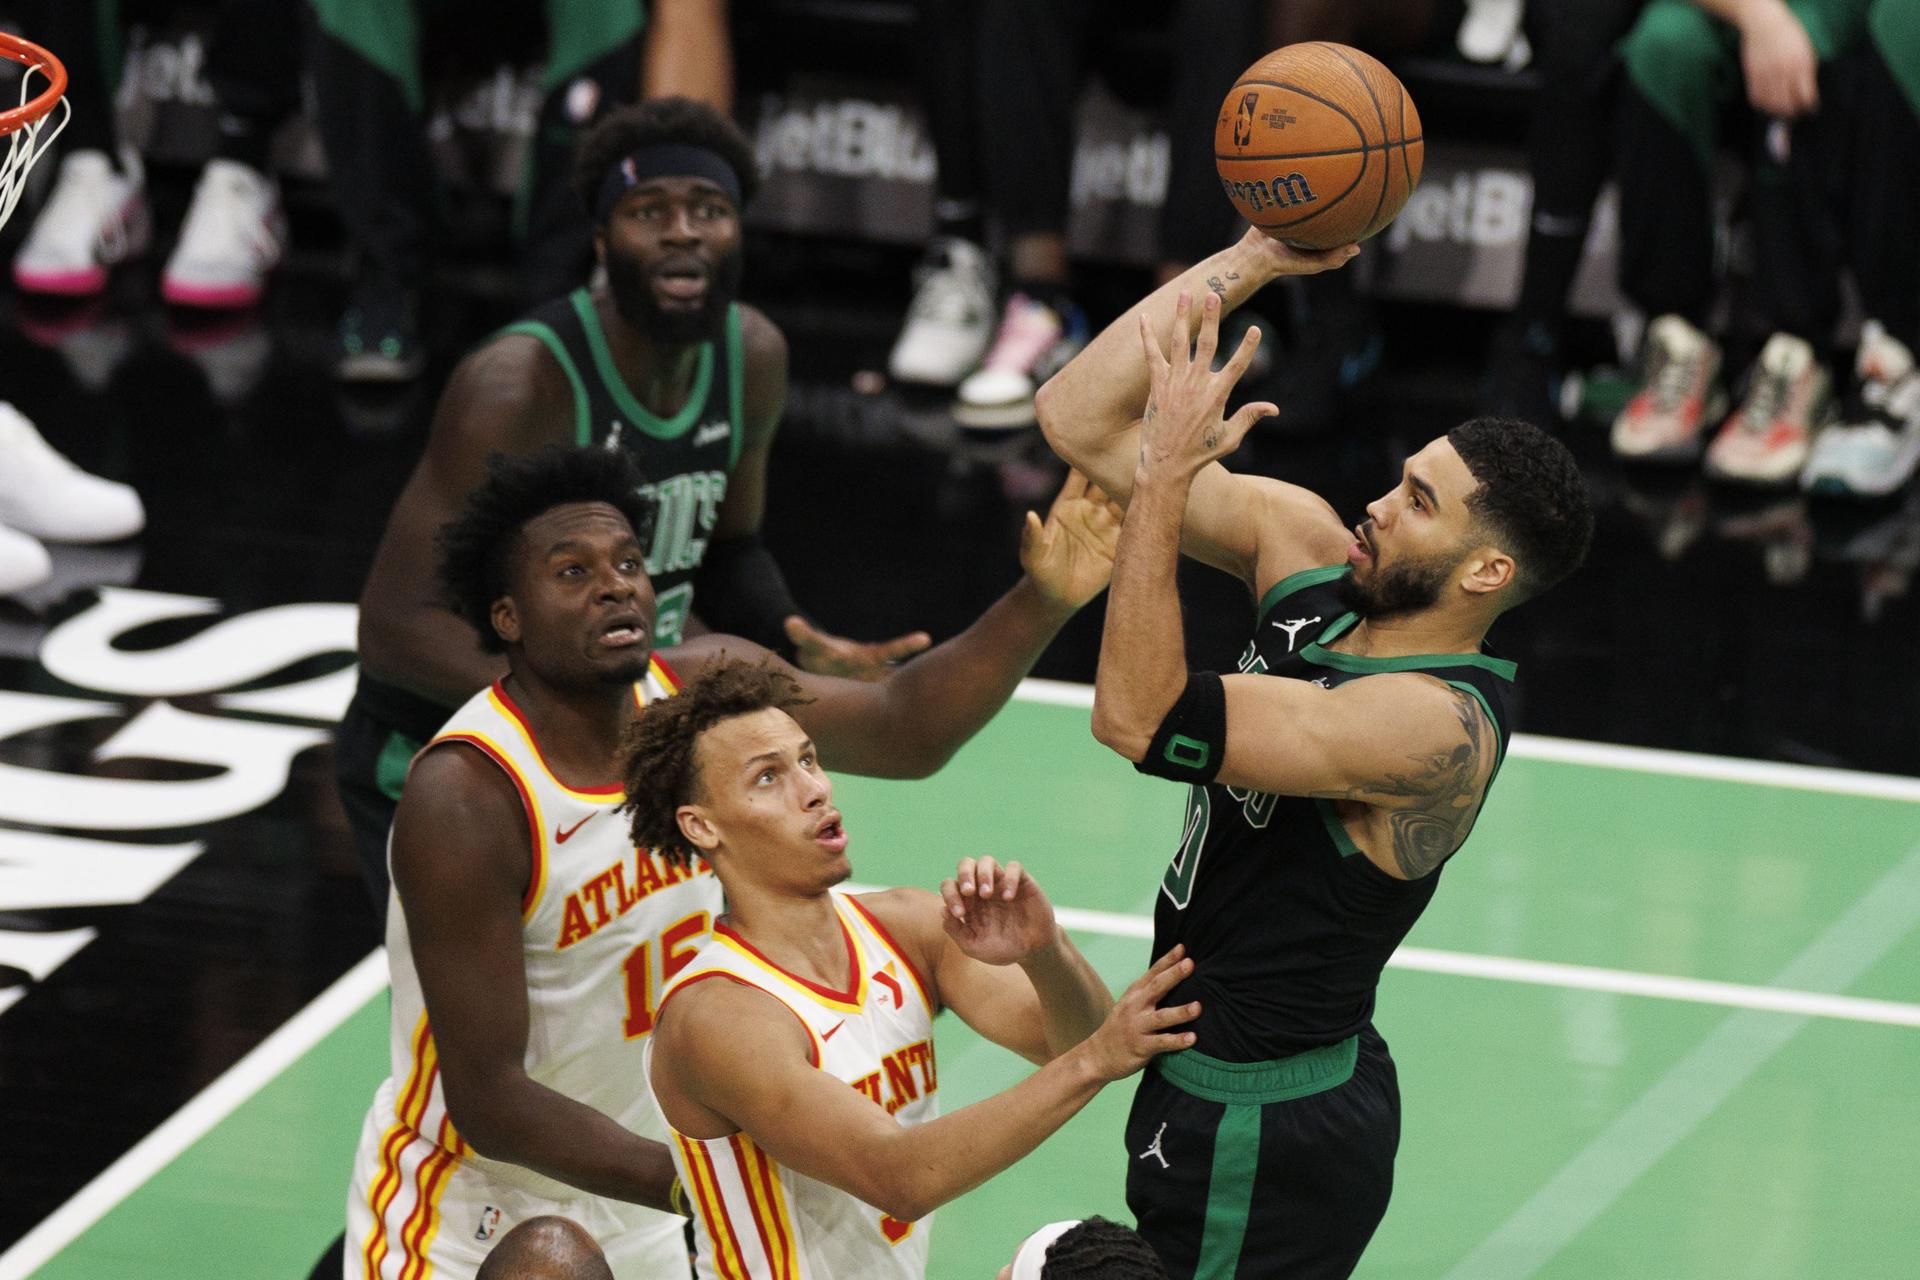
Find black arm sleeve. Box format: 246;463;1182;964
1133;671;1228;785
692;534;805;655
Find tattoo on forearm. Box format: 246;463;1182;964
1311;688;1490;879
1206;276;1227;299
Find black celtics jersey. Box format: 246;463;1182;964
1153;564;1517;1061
500;290;746;647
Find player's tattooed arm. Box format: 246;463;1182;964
1352;688;1492;878
1213;674;1494;877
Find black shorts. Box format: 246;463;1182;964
333;674;456;922
1125;1025;1400;1279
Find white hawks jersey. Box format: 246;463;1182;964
351;657;725;1278
653;891;941;1280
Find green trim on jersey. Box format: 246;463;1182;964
1159;1038;1358;1104
496;320;594;444
1303;618;1519;681
1444;678;1508;771
568;289;714;440
1316;798;1363;858
1255;564;1350;624
725;304;747;470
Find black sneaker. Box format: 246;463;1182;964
337;284;425;383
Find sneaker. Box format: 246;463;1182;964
888;238;995;387
0;403;145;542
1800;321;1920;498
161;159;288;309
953;293;1087;430
1705;332;1834;487
337;283;426;382
0;523;52;597
11;150;151;297
1458;0;1525;64
1611;314;1727;462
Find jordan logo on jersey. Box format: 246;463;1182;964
1137;1122;1171;1169
1271;615;1322;651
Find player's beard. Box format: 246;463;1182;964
606;242;744;345
1336;542;1462;620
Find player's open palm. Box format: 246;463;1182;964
1137;290;1276;480
1020;469;1126;608
939;856;1058;966
1082;945;1201;1082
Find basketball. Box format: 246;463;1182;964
1214;42;1423;250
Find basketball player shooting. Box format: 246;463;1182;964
1036;271;1594;1273
627;660;1199;1280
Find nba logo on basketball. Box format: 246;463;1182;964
475;1206;502;1241
1233;92;1259;149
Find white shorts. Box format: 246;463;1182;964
344;1081;689;1279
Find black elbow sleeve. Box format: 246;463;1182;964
1133;671;1227;784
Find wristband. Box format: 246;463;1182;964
669;1174;692;1217
1133;671;1227;784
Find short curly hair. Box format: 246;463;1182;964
435;445;657;654
571;97;759;222
620;658;814;866
1446;417;1594;603
1037;1218;1167;1278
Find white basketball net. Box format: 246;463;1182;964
1;60;69;233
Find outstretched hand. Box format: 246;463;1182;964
785;616;933;682
1079;945;1201;1083
1136;290;1276;482
1020;469;1127;609
939;856;1059;966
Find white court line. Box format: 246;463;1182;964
849;884;1920;1031
1013;679;1920;804
0;950;389;1280
9;700;1916;1274
1441;841;1920;1279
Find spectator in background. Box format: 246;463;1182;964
1479;0;1648;426
10;0;300;310
307;0;733;382
1606;0;1889;489
998;1217;1169;1279
1798;2;1920;499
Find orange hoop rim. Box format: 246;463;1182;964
0;32;67;136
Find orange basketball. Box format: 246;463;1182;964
1214;42;1424;250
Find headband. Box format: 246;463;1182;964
595;143;743;223
1010;1220;1083;1280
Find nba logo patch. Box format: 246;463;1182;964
475;1206;502;1241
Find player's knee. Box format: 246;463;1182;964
1620;2;1728;88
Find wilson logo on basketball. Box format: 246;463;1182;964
1218;173;1318;214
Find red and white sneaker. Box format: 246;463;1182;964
10;149;151;297
1705;332;1834;487
1610;314;1726;462
161;159;288;309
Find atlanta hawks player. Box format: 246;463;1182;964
344;445;1129;1279
629;661;1200;1279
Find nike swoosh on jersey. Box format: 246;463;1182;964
821;1020;846;1041
555;814;595;843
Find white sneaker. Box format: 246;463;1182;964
1610;314;1727;462
0;403;145;542
1458;0;1525;64
888;238;995;387
954;293;1088;430
162;159;288;309
1801;321;1920;498
1704;332;1834;487
0;522;52;596
11;150;151;296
